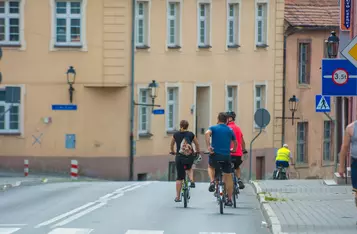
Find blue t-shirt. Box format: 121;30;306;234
209;124;236;156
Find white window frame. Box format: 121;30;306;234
135;0;151;48
197;0;212;47
137;86;151;135
255;0;268;46
0;0;26;48
226;0;241;48
166;0;182;48
0;85;24;135
50;0;87;51
166;85;180;132
253;82;267;128
296;121;308;164
225;84;238;114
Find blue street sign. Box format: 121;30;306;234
322;58;357;96
315;95;331;113
52;104;78;111
152;109;165;115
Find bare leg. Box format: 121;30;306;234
187;169;194;181
235;167;241;179
223;173;233;200
176;180;182;200
208;166;215;182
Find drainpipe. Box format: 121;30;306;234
129;0;136;181
281;34;287;145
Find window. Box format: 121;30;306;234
226;86;237;112
198;3;211;47
138;89;151;134
167;2;181;47
55;1;82;46
0;0;20;45
166;87;178;131
323;120;333;161
136;1;149;48
298;41;311;84
0;88;20;134
254;84;266;110
227;3;239;47
296;122;308;163
256;3;267;46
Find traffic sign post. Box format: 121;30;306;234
341;35;357;68
322;59;357;96
315;95;331;113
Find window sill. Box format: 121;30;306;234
322;161;335;167
297;84;311;89
166;130;178;135
198;45;212;49
54;44;83;49
0;132;21;136
0;43;21;48
136;45;150;50
294;163;309;169
227;44;240;49
139;132;153;139
167;45;181;50
256;44;269;49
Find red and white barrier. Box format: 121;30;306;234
71;160;78;179
24;159;29;177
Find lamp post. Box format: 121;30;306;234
325;31;339;59
129;80;160;181
288;95;299;125
66;66;76;104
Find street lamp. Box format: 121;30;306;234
288;95;299;125
148;80;159;106
325;31;339;58
66;66;76;104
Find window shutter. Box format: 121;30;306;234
306;43;311;84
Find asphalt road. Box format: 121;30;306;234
0;181;270;234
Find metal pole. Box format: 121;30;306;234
129;0;136;181
249;127;263;181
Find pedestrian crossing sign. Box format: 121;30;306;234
315;95;331;112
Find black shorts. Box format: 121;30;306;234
175;154;194;180
208;154;231;174
231;156;243;169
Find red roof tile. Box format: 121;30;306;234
285;0;339;27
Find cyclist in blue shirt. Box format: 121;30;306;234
205;112;237;206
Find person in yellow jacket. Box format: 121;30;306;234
275;144;291;169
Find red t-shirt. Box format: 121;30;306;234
227;121;243;157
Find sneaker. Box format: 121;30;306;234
174;197;181;202
208;181;215;192
238;180;245;190
225;199;233;206
190;182;196;188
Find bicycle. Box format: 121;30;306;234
274;166;288;180
230;162;239;208
214;160;228;214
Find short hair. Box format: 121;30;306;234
180;120;189;130
218;112;227;123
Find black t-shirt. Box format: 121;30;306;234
173;131;195;153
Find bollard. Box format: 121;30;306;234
70;160;78;179
24;159;29;177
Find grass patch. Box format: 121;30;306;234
264;196;288;202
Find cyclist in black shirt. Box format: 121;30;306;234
170;120;201;202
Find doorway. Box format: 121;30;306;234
256;156;265;180
195;86;211;150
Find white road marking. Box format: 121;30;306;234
47;228;93;234
36;182;153;229
125;230;164;234
51;203;106;228
34;202;96;228
0;228;21;234
0;225;26;227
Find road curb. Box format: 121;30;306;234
251;181;287;234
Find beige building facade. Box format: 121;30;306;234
284;0;338;179
0;0;284;180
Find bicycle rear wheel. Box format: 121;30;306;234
183;188;188;208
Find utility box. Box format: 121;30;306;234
65;134;76;149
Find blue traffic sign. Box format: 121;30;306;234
315;95;331;113
152;109;165;115
52;104;77;111
322;59;357;96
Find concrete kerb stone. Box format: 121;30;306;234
250;180;287;234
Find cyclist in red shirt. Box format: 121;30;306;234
226;111;246;190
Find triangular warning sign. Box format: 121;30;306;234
316;96;330;110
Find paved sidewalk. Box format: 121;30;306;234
252;180;357;234
0;171;102;191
